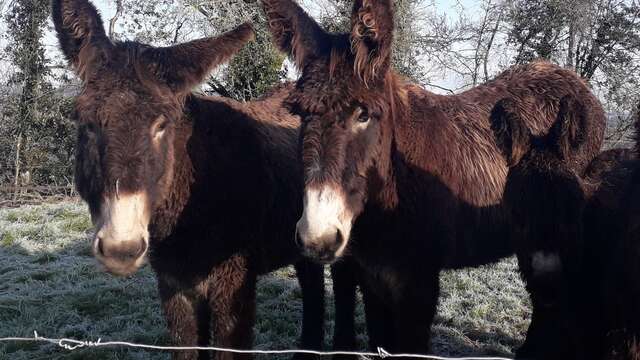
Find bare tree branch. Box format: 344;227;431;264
108;0;124;39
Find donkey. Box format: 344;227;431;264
262;0;605;356
52;1;358;359
582;106;640;360
492;98;640;360
490;97;607;359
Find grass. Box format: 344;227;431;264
0;201;530;359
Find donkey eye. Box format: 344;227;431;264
152;116;169;139
357;109;370;123
157;121;168;132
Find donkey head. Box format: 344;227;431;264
492;97;590;249
53;0;253;275
264;0;395;263
491;96;588;168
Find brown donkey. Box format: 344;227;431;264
491;97;613;359
492;97;639;359
262;0;605;356
52;0;358;359
582;105;640;360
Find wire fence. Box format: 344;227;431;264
0;331;514;360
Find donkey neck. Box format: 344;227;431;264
377;83;508;209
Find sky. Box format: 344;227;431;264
90;0;481;28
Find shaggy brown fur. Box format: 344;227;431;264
52;1;358;359
263;0;606;355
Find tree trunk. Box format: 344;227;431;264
13;133;22;200
566;21;575;69
108;0;123;38
484;6;502;82
472;0;491;86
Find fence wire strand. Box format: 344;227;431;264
0;331;513;360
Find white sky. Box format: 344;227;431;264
89;0;479;20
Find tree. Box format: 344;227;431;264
111;0;286;101
4;0;51;190
507;0;640;143
196;0;286;101
2;0;76;188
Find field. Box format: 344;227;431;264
0;201;530;359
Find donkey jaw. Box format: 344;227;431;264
297;186;353;263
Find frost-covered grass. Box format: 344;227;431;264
0;201;529;359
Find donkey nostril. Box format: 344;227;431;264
295;229;304;249
136;240;147;258
96;237;106;257
335;229;344;248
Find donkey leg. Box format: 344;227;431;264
391;270;439;356
208;255;257;360
158;276;212;360
293;260;326;360
330;259;358;359
516;251;569;360
360;274;395;352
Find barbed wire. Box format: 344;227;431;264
0;331;513;360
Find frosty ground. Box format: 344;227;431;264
0;201;530;359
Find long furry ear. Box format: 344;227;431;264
491;98;532;167
142;23;254;95
262;0;330;69
52;0;112;80
350;0;394;87
548;96;588;160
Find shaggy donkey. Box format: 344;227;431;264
492;97;639;359
52;0;358;359
262;0;605;356
491;97;612;359
582;106;640;360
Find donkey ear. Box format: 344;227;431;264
491;98;532;167
52;0;112;80
549;96;588;160
142;23;255;95
350;0;394;87
262;0;330;69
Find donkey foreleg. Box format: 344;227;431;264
293;259;326;360
390;270;439;357
516;250;578;360
329;259;359;360
207;255;257;360
158;276;212;360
